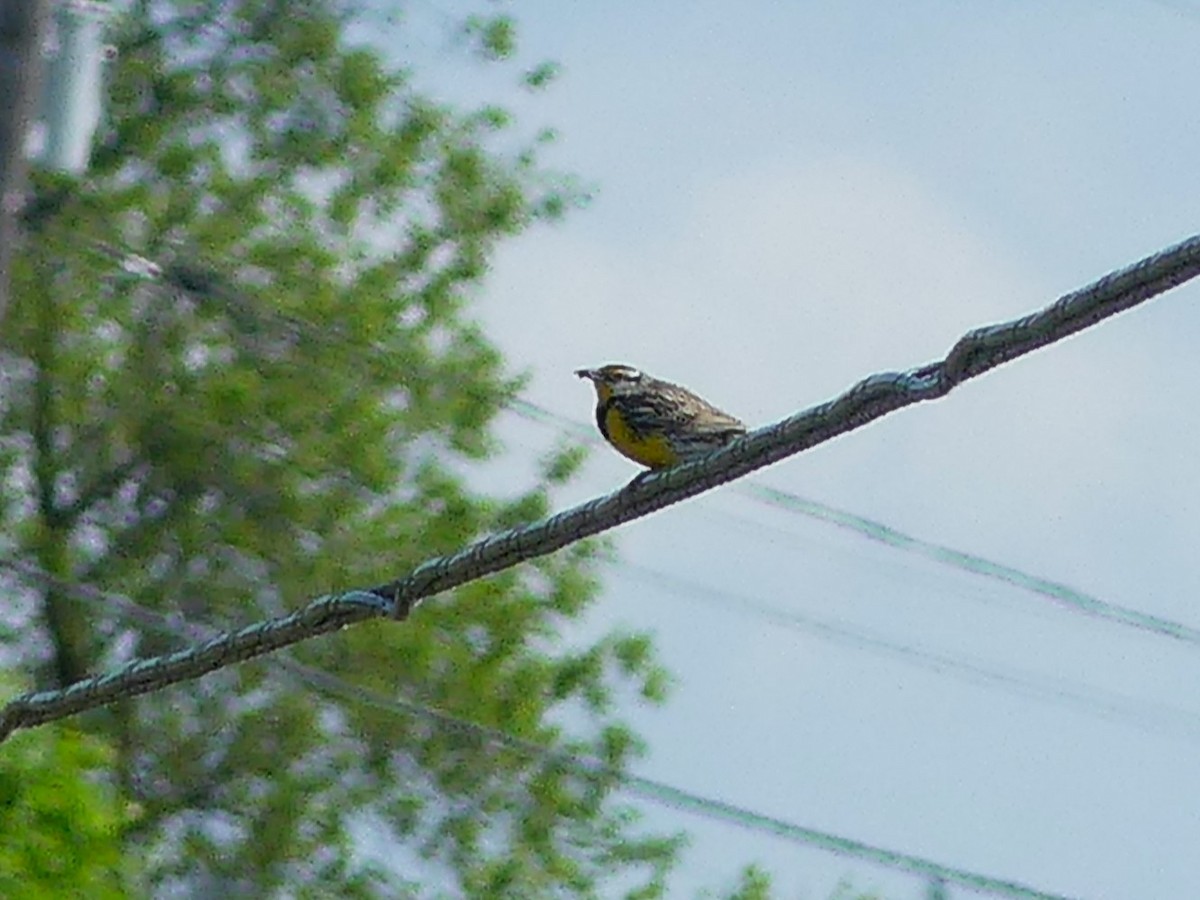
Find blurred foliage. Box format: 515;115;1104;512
699;866;892;900
710;864;773;900
0;679;135;899
464;12;517;61
0;0;684;896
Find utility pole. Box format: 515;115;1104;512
0;0;51;327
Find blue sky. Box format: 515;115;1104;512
383;2;1200;896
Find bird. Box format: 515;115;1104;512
575;363;746;470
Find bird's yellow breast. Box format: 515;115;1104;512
602;405;679;469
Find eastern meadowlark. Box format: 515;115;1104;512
575;364;746;470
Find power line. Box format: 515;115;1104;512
0;560;1075;900
69;234;1200;649
613;561;1200;743
510;401;1200;649
2;234;1199;742
738;482;1200;645
507;404;1200;733
514;405;1200;736
84;236;1200;650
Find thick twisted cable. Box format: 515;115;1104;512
3;233;1199;739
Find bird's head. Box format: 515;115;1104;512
575;364;645;402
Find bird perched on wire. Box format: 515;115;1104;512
575;364;746;470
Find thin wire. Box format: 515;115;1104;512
614;561;1200;743
509;400;1200;648
0;559;1073;900
507;405;1200;735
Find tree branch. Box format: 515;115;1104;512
56;458;147;527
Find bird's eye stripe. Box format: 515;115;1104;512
603;366;641;381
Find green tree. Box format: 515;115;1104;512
0;689;134;899
1;1;679;895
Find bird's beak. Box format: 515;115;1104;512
575;368;598;381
